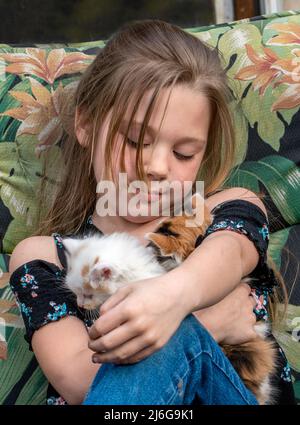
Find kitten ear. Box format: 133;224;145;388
144;232;153;242
90;263;113;288
144;232;170;256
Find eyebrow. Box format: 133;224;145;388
120;119;206;145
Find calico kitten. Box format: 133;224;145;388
62;193;277;405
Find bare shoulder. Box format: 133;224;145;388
205;187;268;217
9;235;61;274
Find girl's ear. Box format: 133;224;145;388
75;107;90;148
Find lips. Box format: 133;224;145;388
136;190;161;202
147;192;161;202
128;183;168;203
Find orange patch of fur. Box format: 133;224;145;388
83;282;91;290
147;203;213;260
81;264;90;278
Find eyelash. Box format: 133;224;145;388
125;137;195;161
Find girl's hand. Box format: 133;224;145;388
193;282;257;345
87;275;189;364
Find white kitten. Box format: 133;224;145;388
62;232;166;310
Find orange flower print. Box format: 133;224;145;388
0;48;94;84
271;49;300;84
235;40;300;110
263;21;300;110
1;78;77;157
271;48;300;110
0;341;7;361
235;44;281;95
271;81;300;110
0;298;20;360
266;22;300;46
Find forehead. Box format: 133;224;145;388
124;84;211;139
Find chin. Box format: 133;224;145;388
117;201;163;223
122;214;159;224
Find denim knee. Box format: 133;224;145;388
172;313;218;359
172;314;259;405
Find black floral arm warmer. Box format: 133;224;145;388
9;259;83;351
195;199;279;292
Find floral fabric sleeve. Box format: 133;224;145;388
9;259;82;351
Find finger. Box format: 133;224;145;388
240;282;251;294
92;335;150;364
88;320;138;353
119;344;156;364
100;286;131;315
89;303;131;340
250;295;258;308
251;312;257;325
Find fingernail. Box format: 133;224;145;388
92;355;99;363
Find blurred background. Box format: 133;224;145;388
0;0;300;44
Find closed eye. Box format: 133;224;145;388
125;137;151;148
173;152;194;161
126;137;195;160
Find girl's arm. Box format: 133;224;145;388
193;282;257;344
32;316;100;405
165;187;268;313
168;229;256;313
9;236;101;405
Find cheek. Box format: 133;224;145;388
184;152;205;181
171;160;201;183
122;147;138;181
93;141;105;183
93;134;132;182
110;141;137;182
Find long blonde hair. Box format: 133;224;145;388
32;19;288;325
34;18;236;237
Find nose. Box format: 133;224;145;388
145;144;169;182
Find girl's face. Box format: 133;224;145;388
90;84;211;223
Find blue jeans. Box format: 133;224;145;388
83;314;259;405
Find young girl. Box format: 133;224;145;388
9;19;295;405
